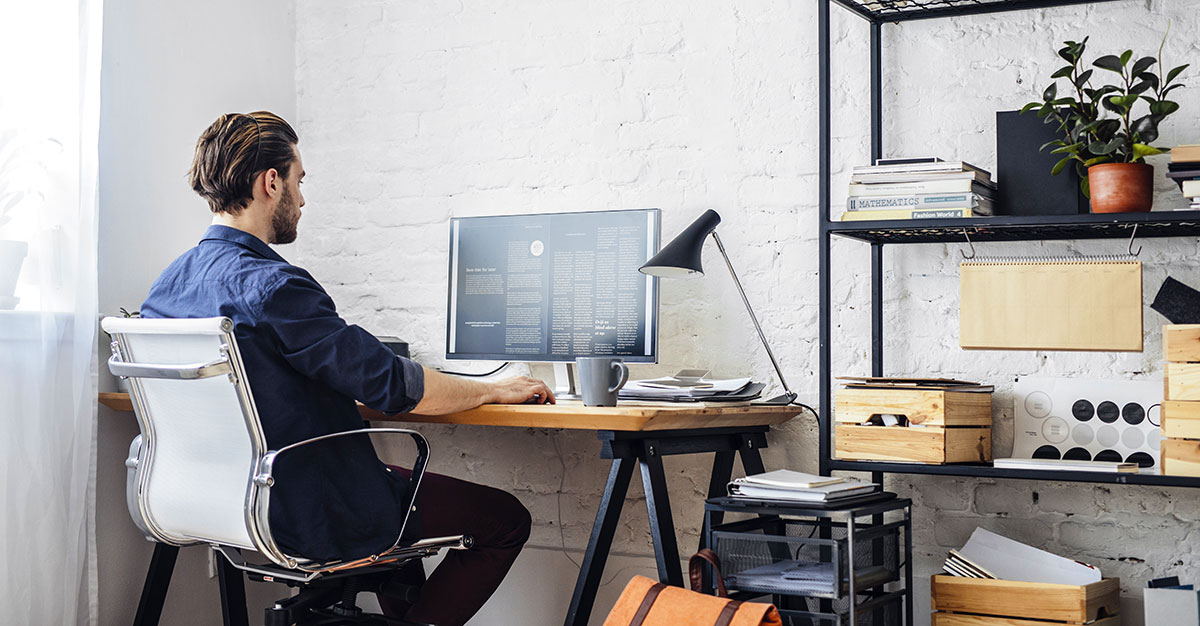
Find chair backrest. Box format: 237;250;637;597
103;317;266;552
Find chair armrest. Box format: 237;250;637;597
107;353;233;380
258;428;430;543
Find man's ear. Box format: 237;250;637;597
262;168;281;199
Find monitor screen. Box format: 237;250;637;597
446;208;659;362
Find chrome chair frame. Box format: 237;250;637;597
105;316;469;625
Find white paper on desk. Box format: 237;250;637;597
623;377;751;398
958;528;1101;586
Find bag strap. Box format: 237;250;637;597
628;582;667;626
713;600;744;626
689;549;729;597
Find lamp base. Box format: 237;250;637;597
753;391;797;406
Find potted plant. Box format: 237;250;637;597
1023;36;1187;213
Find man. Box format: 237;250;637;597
141;111;554;626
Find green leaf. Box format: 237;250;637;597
1162;83;1186;96
1058;46;1076;63
1120;50;1133;66
1130;80;1153;94
1020;102;1041;114
1051;66;1074;79
1150;100;1180;116
1083;156;1112;167
1094;55;1125;73
1081;176;1090;199
1133;115;1159;143
1133;143;1164;161
1043;83;1058;101
1142;71;1160;89
1052;156;1073;176
1074;69;1093;88
1051;143;1083;155
1102;96;1126;114
1167;64;1190;85
1132;56;1157;76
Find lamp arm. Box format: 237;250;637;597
710;231;793;399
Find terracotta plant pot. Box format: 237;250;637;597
1088;162;1154;213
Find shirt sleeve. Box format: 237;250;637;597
258;269;425;414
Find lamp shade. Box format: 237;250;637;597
639;209;721;277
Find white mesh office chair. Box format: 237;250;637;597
103;316;470;626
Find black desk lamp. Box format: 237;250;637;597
639;209;796;404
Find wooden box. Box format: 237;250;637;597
931;575;1121;626
1164;324;1200;363
1163;326;1200;476
835;387;992;464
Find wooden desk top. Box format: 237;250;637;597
98;392;801;431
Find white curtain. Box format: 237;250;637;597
0;1;102;624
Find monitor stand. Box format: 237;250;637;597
553;363;581;401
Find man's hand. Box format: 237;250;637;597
488;376;557;405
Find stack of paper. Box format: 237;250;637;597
619;377;759;401
728;470;878;503
942;528;1101;585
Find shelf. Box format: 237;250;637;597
830;460;1200;487
832;0;1124;23
826;210;1200;244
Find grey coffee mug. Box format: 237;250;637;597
576;357;629;407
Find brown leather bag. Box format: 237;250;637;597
602;550;782;626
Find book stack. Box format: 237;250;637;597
727;469;878;503
842;157;996;221
1168;145;1200;210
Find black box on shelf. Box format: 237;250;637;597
995;110;1089;215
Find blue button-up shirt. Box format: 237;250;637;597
141;225;426;561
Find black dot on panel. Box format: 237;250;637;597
1063;447;1092;461
1072;399;1095;422
1097;401;1120;423
1126;452;1155;468
1122;403;1146;425
1033;445;1062;460
1094;450;1123;463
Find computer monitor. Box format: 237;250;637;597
446;208;660;366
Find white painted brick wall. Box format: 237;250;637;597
294;1;1200;623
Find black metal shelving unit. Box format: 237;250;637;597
815;0;1200;488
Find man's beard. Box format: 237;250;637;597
271;185;300;244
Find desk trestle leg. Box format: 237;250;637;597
564;456;636;626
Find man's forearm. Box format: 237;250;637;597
411;366;494;415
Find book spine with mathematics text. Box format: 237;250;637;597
848;193;978;211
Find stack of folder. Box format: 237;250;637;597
728;469;878;503
619;376;764;403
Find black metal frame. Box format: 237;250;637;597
816;0;1200;488
564;425;771;626
702;497;914;626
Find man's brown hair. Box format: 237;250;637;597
188;111;299;214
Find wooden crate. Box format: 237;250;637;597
835;387;992;427
1164;324;1200;363
1162;438;1200;477
834;387;991;464
931;575;1120;625
1165;363;1200;401
1162;401;1200;440
835;424;990;464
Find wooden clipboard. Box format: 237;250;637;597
959;257;1142;351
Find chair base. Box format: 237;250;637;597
262;572;432;626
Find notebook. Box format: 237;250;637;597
959;257;1142;351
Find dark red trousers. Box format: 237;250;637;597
380;467;532;626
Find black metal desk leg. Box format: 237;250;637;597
564;456;636;626
217;551;250;626
700;451;736;553
133;543;178;626
737;434;767;476
639;439;684;587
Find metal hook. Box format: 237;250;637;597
959;228;976;260
1128;224;1141;257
